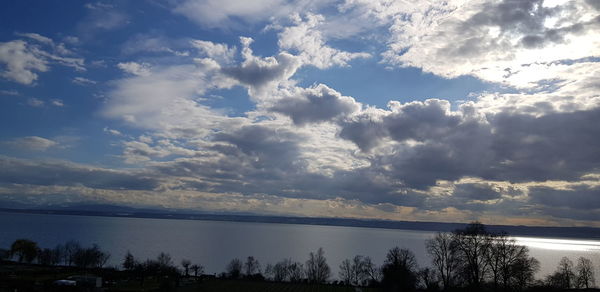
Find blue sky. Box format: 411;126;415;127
1;0;599;227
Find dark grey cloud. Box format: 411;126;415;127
453;183;502;201
468;0;554;34
339;113;387;151
338;101;600;189
270;84;361;125
488;108;600;182
222;52;300;89
529;185;600;211
0;156;159;190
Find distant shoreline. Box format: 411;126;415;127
1;207;599;240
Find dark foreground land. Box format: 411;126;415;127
0;261;376;292
3;261;600;292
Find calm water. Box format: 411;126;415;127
1;212;599;279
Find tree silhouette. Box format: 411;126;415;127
339;258;353;285
362;256;382;285
244;256;261;277
381;247;418;291
123;251;137;271
63;240;81;266
73;244;110;268
339;255;373;286
157;252;173;268
305;247;330;283
453;222;492;288
576;257;595;288
181;259;191;276
190;263;204;277
426;232;459;289
486;233;538;291
226;258;243;279
10;239;38;263
546;257;575;289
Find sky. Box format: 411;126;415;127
0;0;599;227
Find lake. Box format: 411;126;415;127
1;212;599;279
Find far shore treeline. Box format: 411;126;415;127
1;222;597;291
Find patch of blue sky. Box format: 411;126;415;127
294;59;503;109
202;86;255;117
0;1;85;40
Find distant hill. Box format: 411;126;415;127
0;203;599;240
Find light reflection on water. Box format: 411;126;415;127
515;237;600;252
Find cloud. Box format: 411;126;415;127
117;62;151;76
529;184;600;211
121;32;190;56
221;37;301;94
0;40;48;84
15;32;53;45
191;40;236;64
72;76;97;85
50;99;64;107
0;33;84;84
0;156;160;190
102;63;235;134
27;98;45;107
79;2;128;32
103;127;123;136
0;89;20;96
3;136;58;151
452;183;502;201
375;0;599;88
277;13;371;69
269;83;361;125
172;0;331;29
335;95;600;189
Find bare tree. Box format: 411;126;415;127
51;244;63;266
244;256;261;276
418;267;439;291
63;240;81;266
181;259;191;276
547;257;575;289
73;244;110;268
306;247;330;283
157;252;173;268
271;260;289;281
226;258;243;279
453;222;492;288
363;256;382;285
339;255;372;286
511;255;540;292
190;264;204;277
576;257;595;288
381;247;418;291
123;251;137;271
38;248;53;265
486;234;539;291
426;232;459;289
288;261;304;282
339;258;353;285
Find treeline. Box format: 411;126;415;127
1;222;597;291
2;239;110;268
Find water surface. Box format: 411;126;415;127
1;212;598;278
